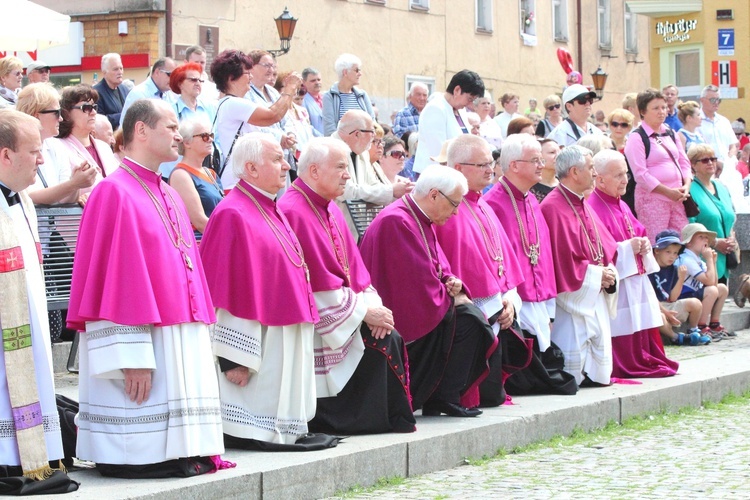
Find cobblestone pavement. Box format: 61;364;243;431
327;324;750;500
333;394;750;499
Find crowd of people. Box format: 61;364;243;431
0;45;749;491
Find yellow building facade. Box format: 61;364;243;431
26;0;653;118
631;0;750;119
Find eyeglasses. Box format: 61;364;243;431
516;157;545;167
71;103;97;113
38;108;61;118
258;62;276;69
162;70;172;76
185;77;204;83
574;97;594;106
459;161;494;170
438;190;460;208
547;104;561;111
696;157;718;164
371;138;383;147
386;150;407;160
708;97;721;105
609;121;631;129
192;132;215;142
349;129;375;135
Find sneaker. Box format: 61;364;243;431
710;323;736;339
703;327;722;342
734;274;749;308
672;332;686;346
687;327;710;345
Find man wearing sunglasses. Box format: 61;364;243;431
698;85;738;168
547;84;602;147
119;57;177;128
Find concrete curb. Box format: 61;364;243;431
60;343;750;500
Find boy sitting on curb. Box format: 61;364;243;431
649;229;710;346
676;223;734;341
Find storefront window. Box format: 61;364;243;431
675;50;700;99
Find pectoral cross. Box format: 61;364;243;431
184;253;193;271
303;263;310;283
498;263;504;277
529;245;539;266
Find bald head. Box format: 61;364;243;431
336;110;374;155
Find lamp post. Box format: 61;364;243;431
267;7;298;58
590;66;608;101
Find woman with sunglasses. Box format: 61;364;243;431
17;83;97;205
535;94;563;138
169;117;224;239
379;136;412;185
606;108;635;153
624;88;692;242
686;144;737;284
0;57;23;108
170;62;216;124
676;101;706;152
55;84;119;202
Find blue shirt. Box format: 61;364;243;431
392;103;421;138
648;264;678;302
303;92;324;137
119;78;163;127
664;109;682;132
174;97;216;125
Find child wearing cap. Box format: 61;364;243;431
675;223;732;341
649;229;708;345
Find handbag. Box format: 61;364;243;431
652;132;700;217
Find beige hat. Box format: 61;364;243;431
430;139;453;165
680;223;717;247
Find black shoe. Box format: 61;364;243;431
422;400;482;417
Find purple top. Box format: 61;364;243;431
360;195;456;342
200;180;318;326
540;186;618;294
67;159;215;331
435;190;524;298
278;178;371;294
484;178;557;302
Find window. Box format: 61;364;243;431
476;0;493;33
553;0;568;41
410;0;429;11
405;75;436;100
624;4;637;53
597;0;611;49
365;0;385;4
674;50;701;100
520;0;536;36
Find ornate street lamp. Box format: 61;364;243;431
590;66;609;101
267;7;298;58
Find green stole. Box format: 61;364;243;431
0;192;54;479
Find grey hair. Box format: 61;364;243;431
593;149;625;175
555;145;592;179
231;132;272;180
701;85;720;98
334;53;362;80
473;91;493;107
101;53;122;72
447;134;490;168
301;67;320;81
499;134;541;173
409;82;428;97
337;109;371;134
406;132;419;155
576;135;612;156
177;116;212;155
414;164;468;197
297;137;350;175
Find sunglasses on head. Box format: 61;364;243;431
574;97;594;106
547;104;561;111
609;121;630;128
192;132;215;142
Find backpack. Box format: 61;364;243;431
634;125;676;159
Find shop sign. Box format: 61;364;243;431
655;18;697;44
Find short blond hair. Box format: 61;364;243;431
0;57;23;79
16;83;60;117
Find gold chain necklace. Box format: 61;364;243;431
593;190;634;240
120;162;195;270
499;178;540;266
461;196;504;276
558;186;604;264
403;195;443;280
236;183;309;282
291;183;350;284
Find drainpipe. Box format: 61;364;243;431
165;0;173;58
576;0;582;72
